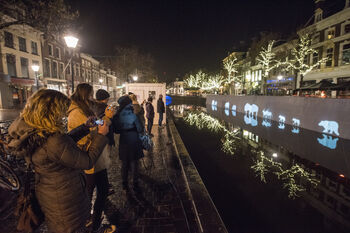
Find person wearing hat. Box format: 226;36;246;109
114;95;145;192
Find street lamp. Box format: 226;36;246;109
64;35;79;93
99;78;103;88
277;75;283;80
31;65;40;91
132;75;138;82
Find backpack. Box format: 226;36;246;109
139;133;153;151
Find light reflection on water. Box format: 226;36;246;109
170;104;350;232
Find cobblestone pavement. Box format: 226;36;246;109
1;125;199;233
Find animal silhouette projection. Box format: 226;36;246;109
318;121;339;136
224;102;230;116
292;118;300;134
211;100;218;111
317;134;339;149
262;109;272;128
231;105;237;117
278;115;285;129
244;103;258;127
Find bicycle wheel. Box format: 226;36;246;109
0;159;20;191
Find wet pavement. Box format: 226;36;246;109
1;125;202;233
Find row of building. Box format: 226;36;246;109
168;0;350;98
0;13;123;109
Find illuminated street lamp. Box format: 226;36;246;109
64;35;79;93
132;75;138;82
31;65;40;90
99;78;103;88
277;75;283;80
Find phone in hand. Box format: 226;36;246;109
95;119;104;125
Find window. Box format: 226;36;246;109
326;48;333;67
312;52;319;65
44;59;51;77
32;60;39;66
345;24;350;34
20;57;29;78
54;48;60;59
4;31;14;48
327;28;335;39
52;61;58;78
19;37;27;52
66;64;71;75
6;54;16;76
303;55;309;65
312;33;320;44
59;63;64;79
48;44;53;56
342;44;350;65
82;68;85;78
31;41;38;55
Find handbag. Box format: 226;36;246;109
139;133;154;151
15;168;44;233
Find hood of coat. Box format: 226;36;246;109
8;117;36;149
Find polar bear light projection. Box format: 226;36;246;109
244;103;258;127
262;109;272;128
317;134;339;149
278;115;285;129
211;100;218;111
224;102;230;116
291;118;300;134
231;105;237;117
318;121;339;136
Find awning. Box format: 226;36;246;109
299;80;336;91
329;81;350;90
10;77;34;87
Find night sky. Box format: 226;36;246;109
69;0;315;82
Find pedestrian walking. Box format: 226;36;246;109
129;93;146;127
157;94;165;127
145;97;154;136
114;95;145;192
7;89;110;233
67;84;115;232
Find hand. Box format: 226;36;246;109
98;122;109;136
105;105;116;119
85;116;97;128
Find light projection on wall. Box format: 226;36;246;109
318;121;340;136
211;100;218;111
244;103;258;127
317;134;339;150
224;102;230;116
291;118;300;134
231;105;237;117
278;115;285;130
262;109;272;128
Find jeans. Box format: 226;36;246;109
147;117;153;134
85;169;109;230
121;160;139;188
158;113;164;126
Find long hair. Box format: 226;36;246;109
70;83;95;117
21;89;71;136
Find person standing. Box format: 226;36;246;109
67;84;114;232
115;95;144;192
157;94;165;127
145;97;154;136
129;93;146;127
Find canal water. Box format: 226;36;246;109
170;104;350;233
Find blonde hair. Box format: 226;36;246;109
21;89;71;135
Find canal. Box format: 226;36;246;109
170;104;350;233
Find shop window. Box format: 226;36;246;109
326;48;333;67
48;44;53;56
59;63;64;79
44;59;51;77
20;57;29;78
52;61;58;78
19;37;27;52
342;44;350;65
6;54;16;77
345;24;350;34
4;31;14;48
31;41;38;55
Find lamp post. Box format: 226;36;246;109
132;75;138;82
31;64;40;91
64;35;79;94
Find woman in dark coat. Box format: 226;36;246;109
7;89;110;233
115;95;144;191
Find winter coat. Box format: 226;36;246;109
67;101;110;173
132;103;146;127
146;102;154;119
8;117;108;233
93;101;115;146
115;103;144;161
157;99;165;113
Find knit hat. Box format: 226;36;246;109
96;89;110;101
117;95;132;109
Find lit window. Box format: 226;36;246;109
327;28;335;39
